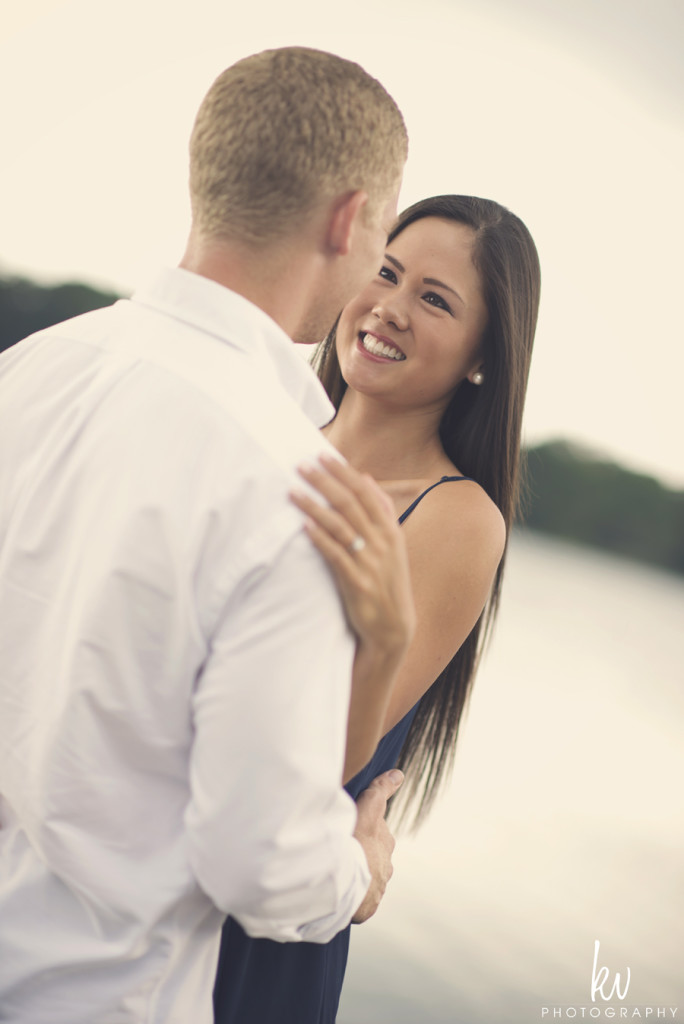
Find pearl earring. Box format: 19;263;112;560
472;371;484;386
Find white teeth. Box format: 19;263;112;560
361;334;405;361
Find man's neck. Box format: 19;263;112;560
179;231;321;341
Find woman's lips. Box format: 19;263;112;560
357;331;406;362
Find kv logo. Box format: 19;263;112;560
591;939;631;1002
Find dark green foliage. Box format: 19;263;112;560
524;440;684;576
0;275;120;353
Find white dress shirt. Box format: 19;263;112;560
0;267;369;1023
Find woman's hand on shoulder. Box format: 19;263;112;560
289;453;416;660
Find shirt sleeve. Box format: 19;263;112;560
184;525;371;944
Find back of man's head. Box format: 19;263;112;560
189;47;407;247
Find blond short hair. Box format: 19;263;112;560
189;47;407;244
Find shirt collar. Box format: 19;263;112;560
130;266;335;428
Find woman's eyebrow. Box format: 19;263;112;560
386;252;465;306
385;254;405;272
423;277;465;306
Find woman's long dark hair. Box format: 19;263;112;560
313;196;541;828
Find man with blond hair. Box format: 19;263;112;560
0;47;407;1023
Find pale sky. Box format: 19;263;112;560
1;0;682;486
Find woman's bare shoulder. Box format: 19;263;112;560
404;474;506;565
380;476;505;732
405;471;507;536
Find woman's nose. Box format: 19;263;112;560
371;297;409;331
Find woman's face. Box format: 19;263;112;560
335;216;488;414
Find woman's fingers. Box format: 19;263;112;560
289;486;368;555
300;507;412;655
289;455;416;658
300;454;394;528
298;514;364;585
295;462;369;539
319;453;396;523
292;454;402;563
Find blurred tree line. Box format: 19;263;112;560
2;272;683;577
0;274;119;352
523;442;684;576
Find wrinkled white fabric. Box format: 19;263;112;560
0;267;368;1023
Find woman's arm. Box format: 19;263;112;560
290;457;505;776
381;480;505;733
290;455;415;782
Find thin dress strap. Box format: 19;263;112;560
398;475;471;524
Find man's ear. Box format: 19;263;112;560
326;190;369;256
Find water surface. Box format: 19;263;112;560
339;532;684;1022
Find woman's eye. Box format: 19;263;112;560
378;265;397;284
423;292;452;313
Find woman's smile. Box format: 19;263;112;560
357;331;406;362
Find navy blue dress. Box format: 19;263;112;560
213;476;468;1024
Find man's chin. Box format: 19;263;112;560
292;334;321;346
292;311;340;347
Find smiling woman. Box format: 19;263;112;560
213;195;541;1024
316;196;541;823
336;216;489;408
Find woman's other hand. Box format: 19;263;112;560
351;769;404;924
